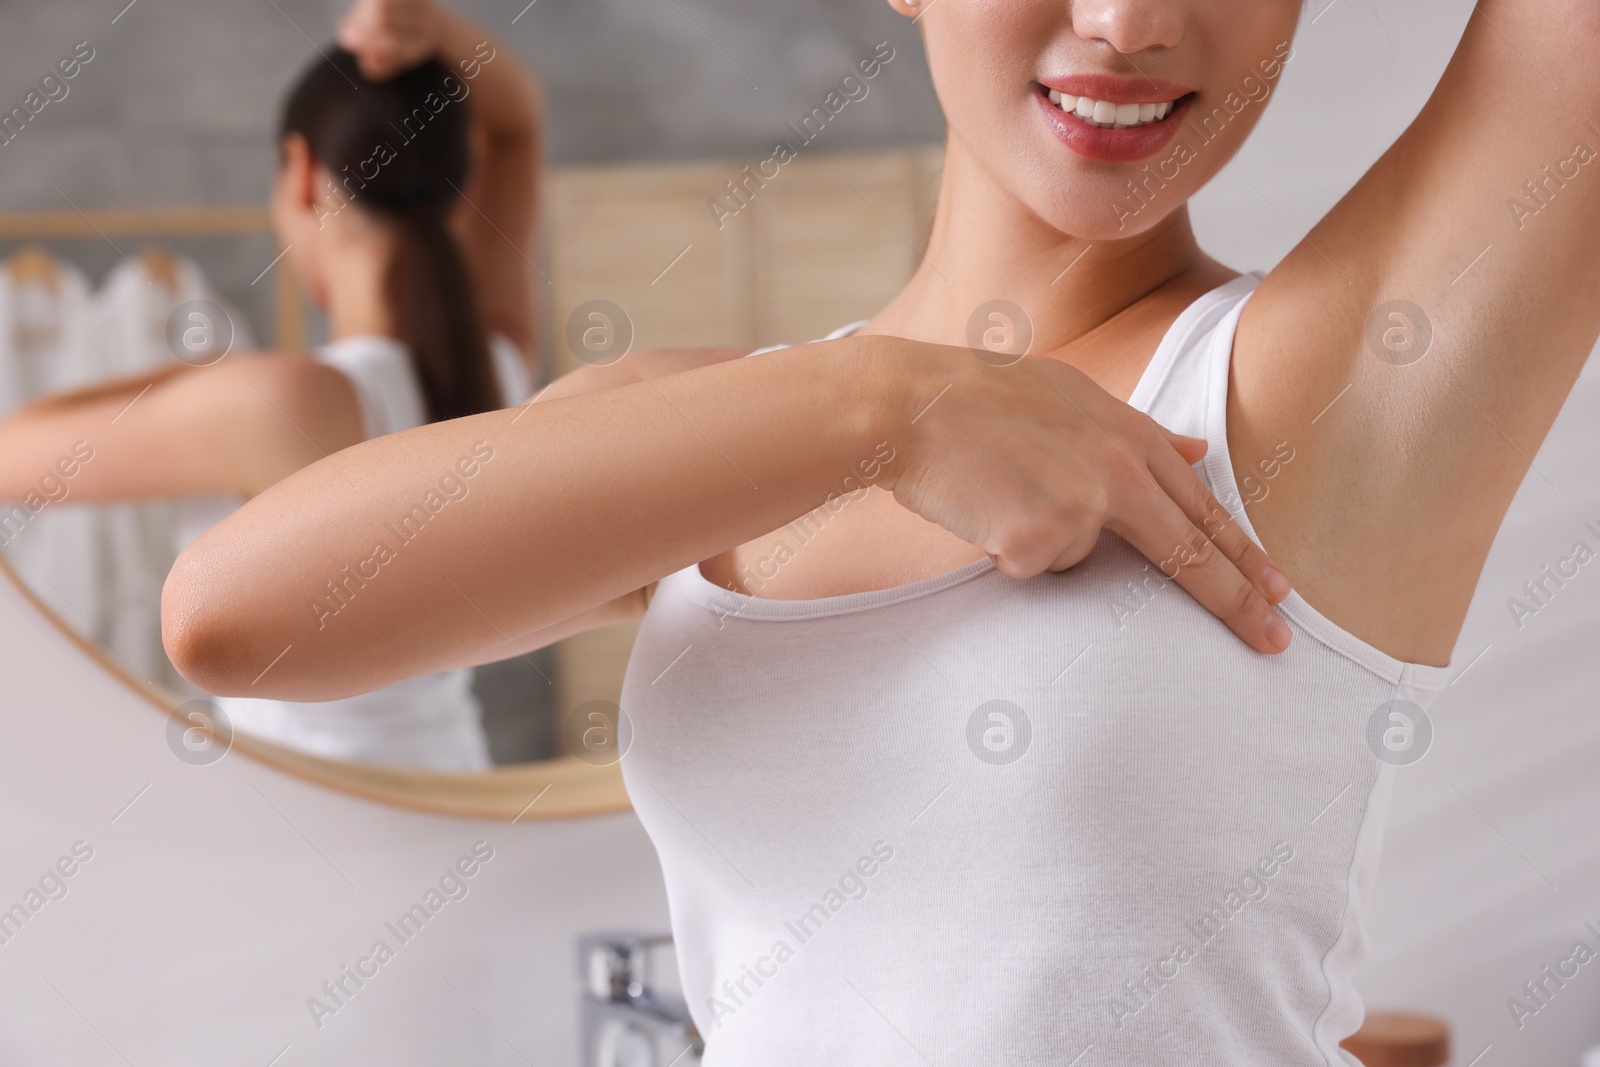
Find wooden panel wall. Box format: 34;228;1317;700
542;145;944;729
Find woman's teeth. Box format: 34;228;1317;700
1046;89;1174;129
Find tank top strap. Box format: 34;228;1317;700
743;319;869;359
313;335;427;440
314;332;532;440
1131;270;1266;438
489;333;534;405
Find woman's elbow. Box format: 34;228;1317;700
160;551;268;697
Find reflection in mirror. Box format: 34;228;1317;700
0;29;567;774
0;239;246;698
0;224;572;772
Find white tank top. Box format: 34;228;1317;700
619;272;1454;1064
209;333;532;772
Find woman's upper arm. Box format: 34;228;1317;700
1247;1;1600;413
457;115;541;364
1;356;363;502
427;13;544;366
1229;1;1600;657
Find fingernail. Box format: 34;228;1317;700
1262;566;1291;602
1266;614;1292;651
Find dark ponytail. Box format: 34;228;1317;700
280;48;500;424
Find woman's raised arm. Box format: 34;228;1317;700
1230;1;1600;664
162;337;1296;702
0;357;361;503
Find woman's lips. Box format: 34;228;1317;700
1037;73;1194;105
1033;84;1196;164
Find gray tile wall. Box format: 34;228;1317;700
0;0;944;350
0;0;944;206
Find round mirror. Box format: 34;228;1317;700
0;221;639;807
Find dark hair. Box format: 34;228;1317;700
280;48;499;424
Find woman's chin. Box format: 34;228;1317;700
1023;183;1185;245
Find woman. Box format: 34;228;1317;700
166;0;1599;1061
0;0;543;770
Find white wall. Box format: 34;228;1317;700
0;569;671;1066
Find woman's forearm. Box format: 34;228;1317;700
435;9;540;154
163;337;905;701
432;5;542;358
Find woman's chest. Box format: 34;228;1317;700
622;540;1395;917
699;318;1176;600
698;486;988;599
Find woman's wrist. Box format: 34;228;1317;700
431;8;479;66
819;333;926;492
434;9;540;142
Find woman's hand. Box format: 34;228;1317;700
877;341;1294;654
336;0;443;81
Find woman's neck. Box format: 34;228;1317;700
319;228;398;343
864;133;1220;355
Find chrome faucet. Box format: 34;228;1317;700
578;932;702;1067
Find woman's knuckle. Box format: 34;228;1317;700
990;526;1036;567
1201;498;1235;539
1182;525;1217;568
1076;481;1110;519
1232;578;1262;618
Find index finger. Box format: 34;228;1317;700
1111;447;1293;654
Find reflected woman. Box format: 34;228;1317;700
0;0;543;770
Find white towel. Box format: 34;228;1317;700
85;256;255;694
0;262;111;658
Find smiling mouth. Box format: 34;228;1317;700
1039;86;1196;130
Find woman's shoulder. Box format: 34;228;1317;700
197;349;358;408
182;351;366;456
